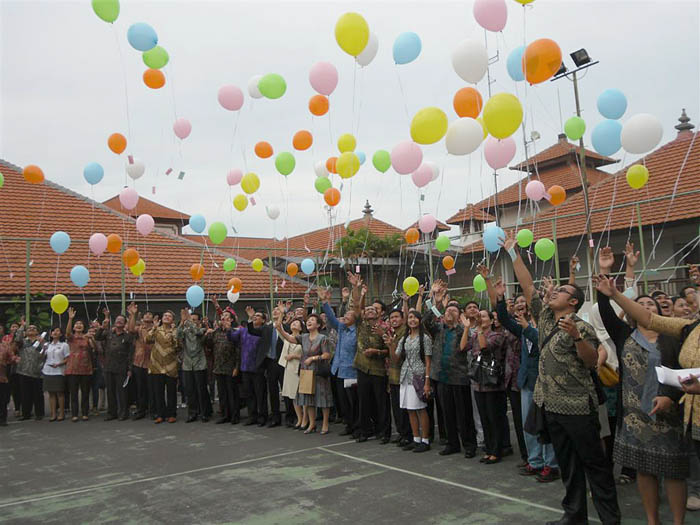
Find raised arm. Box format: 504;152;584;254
496;298;523;338
66;307;76;338
126;302;138;334
501;231;535;305
321;298;340;330
347;271;362;316
624;241;639;287
273;308;298;344
415;284;425;313
568;256;580;286
596;292;629;342
459;314;472;351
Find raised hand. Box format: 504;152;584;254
418;284;425;296
593;274;617;297
514;311;529;329
459;313;469;326
499;230;516;252
690;264;700;286
245;305;255;318
493;278;506;299
152;317;161;328
598;246;615;273
303;293;310;306
557;315;581;340
476;264;490;279
371;324;387;338
102;307;110;318
569;256;580;273
127;302;138;316
346;271;359;287
341;287;350;301
211;295;220;308
67;307;76;320
624;242;640;268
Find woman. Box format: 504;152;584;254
461;309;506;464
15;323;46;420
278;319;304;429
147;312;179;424
671;296;693;319
65;308;95;422
42;327;70;422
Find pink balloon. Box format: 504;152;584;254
411;164;433;188
391;141;423;175
418;214;437;234
173;118;192;139
226;168;243;186
119;187;139;210
309;61;338;96
525;180;546;201
484;136;516;170
89;233;107;256
136;214;154;236
217;85;244;111
473;0;508;32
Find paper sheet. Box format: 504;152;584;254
655;366;700;388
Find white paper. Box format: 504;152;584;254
655;366;700;389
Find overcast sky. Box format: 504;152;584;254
2;0;698;239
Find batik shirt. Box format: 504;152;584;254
14;329;45;378
206;328;240;375
176;321;207;371
352;318;388;377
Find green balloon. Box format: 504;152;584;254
143;46;169;69
223;258;236;272
208;221;227;245
258;74;286;99
473;274;487;293
516;228;533;248
435;235;450;253
0;171;4;189
564;116;586;141
315;176;331;194
275;152;296;176
534;238;555;261
372;150;391;173
91;0;120;23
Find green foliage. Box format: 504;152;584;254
1;295;52;330
333;228;403;260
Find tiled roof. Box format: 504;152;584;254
102;195;190;221
405;219;451;232
446;204;497;225
511;135;617;171
183;235;275;261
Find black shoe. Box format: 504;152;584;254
231;418;240;425
355;436;368;443
257;421;266;427
104;415;117;421
132;413;145;421
267;420;280;428
413;442;431;453
439;437;448;445
339;428;353;436
390;436;402;444
0;421;7;426
545;518;586;525
243;419;256;426
118;416;128;421
398;438;412;448
20;416;31;421
201;417;209;423
402;441;416;451
501;446;514;457
186;416;198;423
379;437;391;445
216;418;230;424
464;449;476;459
439;446;460;456
484;456;501;464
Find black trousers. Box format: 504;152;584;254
389;383;411;440
215;373;240;422
242;370;267;423
357;370;388;439
263;358;282;423
427;389;447;442
20;375;44;418
9;373;21;412
545;410;620;525
474;390;508;457
67;375;92;418
330;374;344;420
183;369;210;418
152;374;177;419
437;382;477;452
334;376;358;432
503;386;527;459
0;382;9;423
132;367;150;417
104;370;127;418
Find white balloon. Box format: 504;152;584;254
125;159;145;180
266;204;280;220
227;289;240;304
314;160;329;178
356;32;378;67
621;113;663;155
248;75;263;99
451;39;488;84
445;118;484;155
423;160;441;181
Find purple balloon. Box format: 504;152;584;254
391;140;423;175
309;61;338;96
484;136;516;170
217;85;244;111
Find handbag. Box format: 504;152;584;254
298;369;316;395
597;362;619;387
310;336;330;378
405;336;429;402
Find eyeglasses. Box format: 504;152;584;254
553;287;574;296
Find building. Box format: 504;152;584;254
103;195;190;236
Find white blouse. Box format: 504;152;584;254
42;341;70;376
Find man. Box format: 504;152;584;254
2;323;20;417
385;306;412;447
503;231;620;525
680;284;699;317
0;331;19;426
258;306;287;427
127;303;153;420
650;290;673;317
206;311;240;424
96;308;135;421
462;299;485;448
177;309;211;423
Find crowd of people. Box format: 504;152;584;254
1;239;700;525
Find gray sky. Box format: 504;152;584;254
2;0;698;239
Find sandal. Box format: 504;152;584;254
320;428;330;435
49;417;57;422
82;416;89;421
304;427;317;434
71;417;79;422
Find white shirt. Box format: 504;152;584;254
42;341;70;376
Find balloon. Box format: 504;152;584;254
190;263;204;281
223;258;237;272
106;233;122;253
621;113;663;154
591;119;622;156
626;165;649;189
483;225;505;252
217;85;244;111
483;93;523;139
514;0;535;3
301;258;315;275
453;87;483;118
405;228;419;244
314;160;328;178
442;256;455;270
208;222;227;245
186;285;204;308
266;205;280;220
523;39;562;84
356;32;378;66
143;46;169;69
403;276;419;297
309;61;338;96
473;275;487;293
473;0;508;32
516;229;533;248
506;45;526;81
23;165;44;184
258;73;286;99
0;172;3;188
226;168;243;186
309;95;329;116
119;187;139;210
597;89;627;120
122;248;139;267
125;159;145;180
410;107;448;145
255;141;273;158
424;160;441;181
241;172;260;194
393;32;422;64
534;238;555;261
372;150;391;173
547;185;566;206
227;290;240;304
435;235;450;252
127;22;158;52
50;231;71;254
315;176;332;194
136;214;154;236
108;133;126;154
83;162;104;185
89;233;108;256
232;193;247;212
173;118;192;139
411;164;433;188
286;263;298;277
228;277;242;292
293;130;313;151
484;136;516;169
50;294;69;315
248;75;263;99
143;68;165;89
525;180;546;201
391;141;423;174
445;118;483;155
356;151;366;165
452;39;488;84
326;157;338;174
564;116;586;141
130;258;146;277
251;258;264;272
337;133;357;153
477;117;488;139
324;187;341;207
189;214;206;233
335;12;369;57
91;0;119;23
275;152;296;176
336;152;360;179
418;214;436;234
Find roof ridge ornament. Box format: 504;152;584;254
675;108;694;133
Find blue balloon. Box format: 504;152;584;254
186;285;204;308
300;258;315;275
393;32;422;65
189;214;206;234
356;151;366;165
591;119;622;156
127;22;158;52
83;162;104;185
70;265;90;288
597;89;627;120
506;45;526;82
483;225;505;253
50;231;71;254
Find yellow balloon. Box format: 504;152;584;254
233;194;248;211
482;93;523;139
514;0;535;4
337;133;357;153
626;165;649;189
335;12;369;57
476;116;488;139
336;152;360;179
241;172;260;195
130;258;146;276
251;258;264;272
50;294;69;314
402;276;419;297
410;107;448;145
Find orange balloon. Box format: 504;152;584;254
190;263;205;281
324;187;341;207
287;262;299;277
547;185;566;206
522;38;562;85
23;165;44;184
292;130;313;151
143;68;165;89
453;87;483;118
228;277;242;293
108;133;127;154
255;141;273;159
122;248;139;267
309;94;329;116
326;156;338;174
405;228;420;244
106;234;122;254
442;256;455;270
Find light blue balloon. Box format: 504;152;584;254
506;45;526;82
393;32;422;65
356;151;366;165
186;285;204;308
127;22;158;52
189;214;206;234
50;231;71;254
70;265;90;288
300;258;315;275
483;225;505;253
83;162;104;185
591;119;622;156
597;89;627;120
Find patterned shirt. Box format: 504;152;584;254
388;325;407;385
0;340;18;383
206;328;240;375
227;325;261;373
352;318;388;377
502;329;521;391
14;329;45;378
426;315;468;385
132;326;153;369
464;329;506;392
96;328;134;374
396;333;432;385
177;321;208;371
65;334;93;376
146;326;179;378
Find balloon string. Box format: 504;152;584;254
230;111;241;166
351;61;357;134
394;67;411;124
54;255;60;295
112;24;132;184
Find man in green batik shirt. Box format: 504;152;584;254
177;309;211;423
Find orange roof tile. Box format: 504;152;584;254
446;204;497;225
102;195;191;221
511;134;617;171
